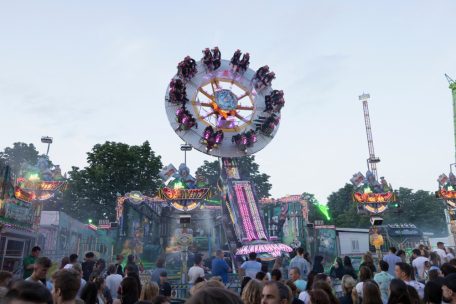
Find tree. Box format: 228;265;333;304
0;142;40;178
326;183;370;228
385;188;447;236
195;156;272;199
62;141;162;222
325;184;448;235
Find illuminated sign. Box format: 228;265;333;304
353;192;396;203
159;188;210;201
436;189;456;200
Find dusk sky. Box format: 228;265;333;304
1;1;455;203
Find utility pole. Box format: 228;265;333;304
359;93;381;180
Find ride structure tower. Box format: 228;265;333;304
359;93;381;180
445;74;456;162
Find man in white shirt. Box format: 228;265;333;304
395;262;425;299
105;264;123;299
240;252;262;279
434;242;448;264
188;255;205;284
25;257;53;291
411;249;428;282
64;254;79;270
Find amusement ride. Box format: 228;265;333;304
437;74;456;245
164;47;292;261
350;93;396;256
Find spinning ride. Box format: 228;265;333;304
350;94;396;216
164;48;291;258
165;48;282;157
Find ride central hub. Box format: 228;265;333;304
215;89;238;111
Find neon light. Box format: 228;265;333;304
437;189;456;200
353;192;395;203
234;183;256;240
236;243;293;257
241;181;268;239
316;204;331;221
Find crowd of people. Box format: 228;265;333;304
1;243;456;304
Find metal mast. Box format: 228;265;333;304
445;74;456;162
359;93;380;180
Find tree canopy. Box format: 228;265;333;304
325;183;448;236
62;141;162;222
0;142;40;177
195;156;272;199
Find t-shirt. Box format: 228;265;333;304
411;256;428;280
289;256;308;280
434;248;447;264
159;281;172;297
105;274;123;299
23;255;36;279
63;263;74;270
240;260;262;279
25;276;53;291
374;271;394;304
298;291;310;304
151;267;166;284
383;253;401;276
405;280;425;299
188;265;205;284
355;282;364;298
211;258;230;283
293;279;307;292
82;260;96;281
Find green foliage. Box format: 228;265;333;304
62;141;162;222
0;143;40;177
385;187;447;236
195;156;272;199
325;184;448;235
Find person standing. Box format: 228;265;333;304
442;273;456;304
289;248;308;280
82;252;96;281
383;247;401;277
312;256;324;274
23;246;41;279
188;255;205;285
395;262;425;300
288;267;307;292
374;261;394;304
303;253;312;278
114;255;124;276
411;249;428;282
211;250;231;284
125;255;139;275
151;257;166;284
240;252;262;279
51;269;81;304
329;257;345;280
343;256;357;280
25;257;53;290
434;242;448;265
64;254;79;270
105;264;123;299
158;271;172;301
261;281;292;304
